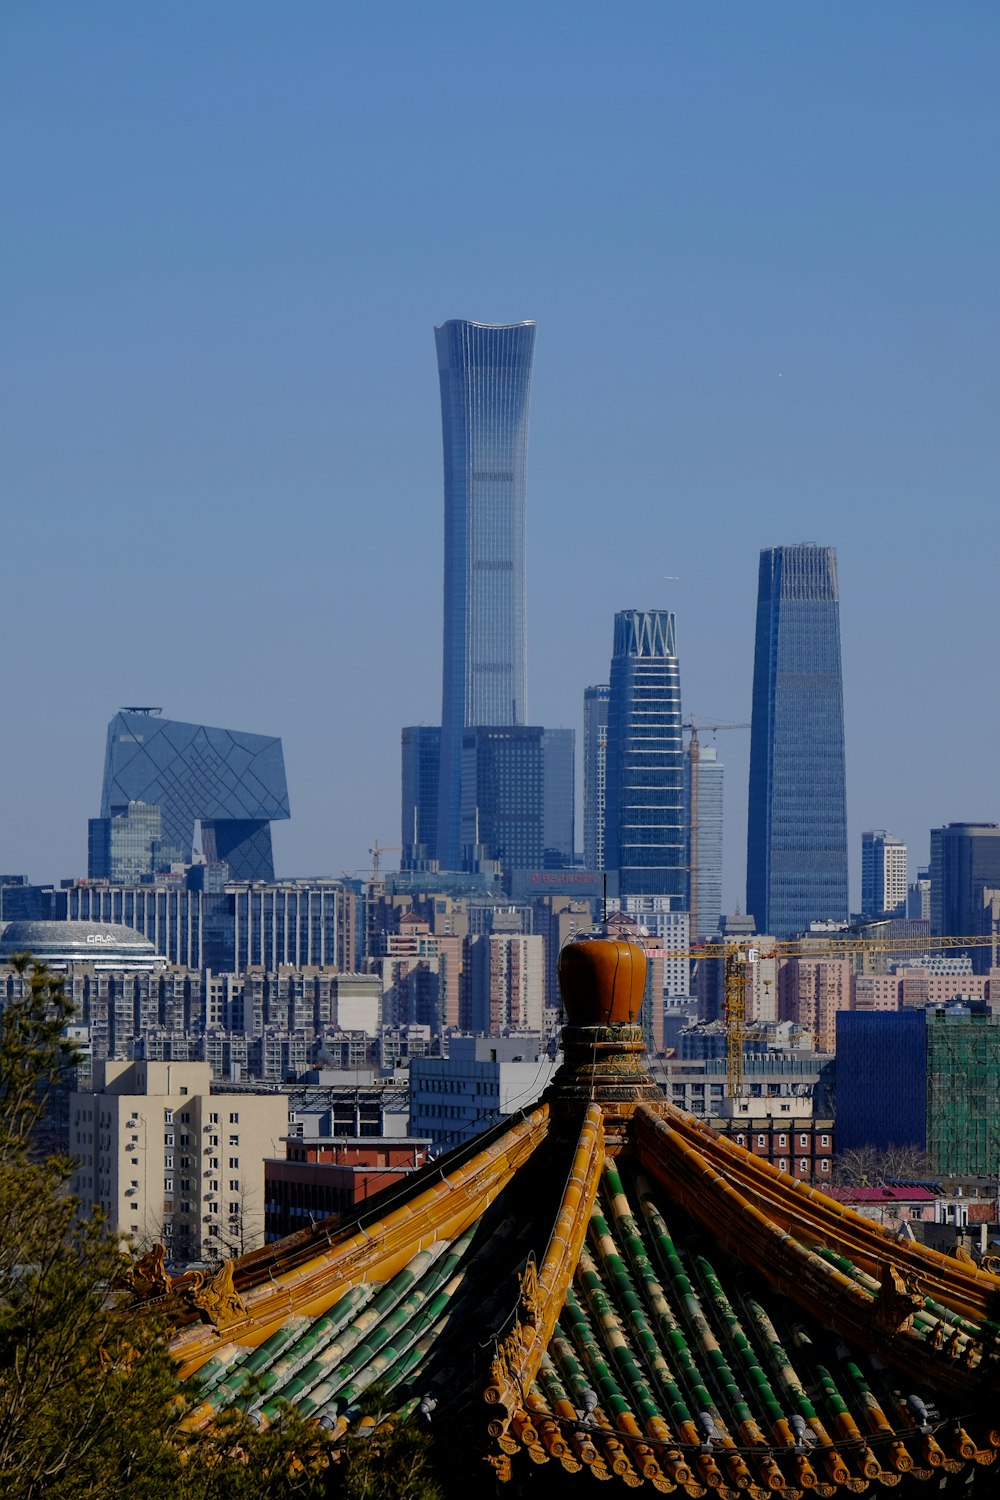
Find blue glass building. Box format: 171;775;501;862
746;545;848;937
435;320;536;870
96;710;289;882
604;610;685;900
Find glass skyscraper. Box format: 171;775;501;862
583;684;610;872
435;320;536;870
604;610;685;899
685;744;724;940
746;545;848;937
97;710;289;882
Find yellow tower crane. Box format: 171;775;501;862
659;932;1000;1100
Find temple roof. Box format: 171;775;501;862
150;937;1000;1493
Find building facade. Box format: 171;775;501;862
88;801;163;884
541;728;575;868
685;743;724;940
746;545;848;936
460;726;544;875
604;610;685;899
69;1060;288;1264
930;823;1000;970
837;1003;1000;1175
860;830;907;918
96;709;290;881
435;319;536;871
582;684;610;873
400;725;441;868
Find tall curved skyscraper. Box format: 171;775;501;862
435;320;536;869
746;545;848;936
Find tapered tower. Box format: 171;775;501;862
435;320;536;870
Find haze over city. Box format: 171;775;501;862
4;3;999;908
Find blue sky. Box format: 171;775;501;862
3;3;999;906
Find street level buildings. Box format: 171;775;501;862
435;320;536;870
69;1060;287;1261
746;545;848;936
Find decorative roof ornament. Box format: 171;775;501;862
153;936;1000;1492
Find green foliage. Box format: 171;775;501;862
0;957;447;1500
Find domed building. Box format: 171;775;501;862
144;936;1000;1493
0;919;164;972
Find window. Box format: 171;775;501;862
756;1135;766;1147
164;1179;173;1193
229;1179;240;1192
164;1133;175;1146
229;1113;239;1124
778;1158;787;1171
164;1154;174;1168
778;1135;787;1148
799;1134;809;1148
229;1135;239;1146
735;1134;746;1146
164;1110;174;1125
209;1112;219;1124
820;1135;830;1148
228;1158;239;1169
819;1159;830;1173
130;1157;139;1166
798;1159;809;1173
180;1087;188;1097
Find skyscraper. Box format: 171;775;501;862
604;610;685;899
435;320;536;870
860;830;907;918
541;728;575;869
400;726;441;867
685;743;724;940
583;685;610;872
930;823;1000;971
746;545;847;937
96;710;289;883
460;726;544;876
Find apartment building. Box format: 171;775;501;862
69;1060;287;1264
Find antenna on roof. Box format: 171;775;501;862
120;706;163;715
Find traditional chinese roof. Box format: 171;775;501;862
151;937;1000;1493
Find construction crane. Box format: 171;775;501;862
655;932;1000;1102
682;718;750;940
368;842;402;883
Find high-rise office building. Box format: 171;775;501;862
583;685;610;872
435;320;536;869
930;823;1000;972
87;800;163;883
860;830;907;918
746;546;847;937
400;726;441;867
460;726;544;876
604;610;685;900
541;728;575;869
97;710;289;882
685;744;724;940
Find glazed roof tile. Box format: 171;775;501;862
147;938;1000;1493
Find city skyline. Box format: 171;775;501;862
4;7;1000;908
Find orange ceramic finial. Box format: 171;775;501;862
557;936;646;1026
